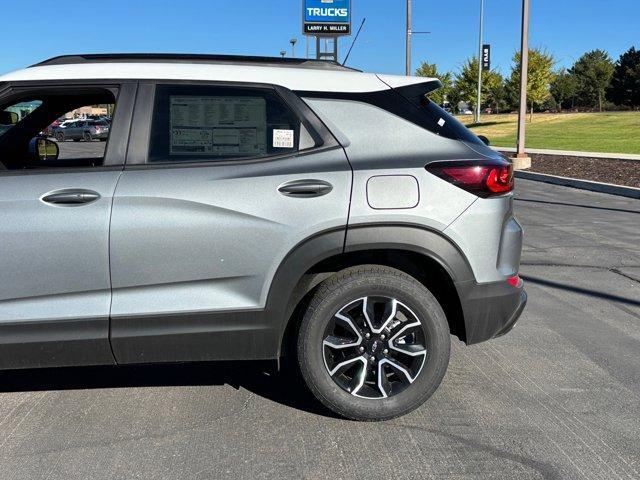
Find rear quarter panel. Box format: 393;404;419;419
304;97;520;284
303;97;478;230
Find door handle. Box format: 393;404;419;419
278;179;333;198
41;189;101;206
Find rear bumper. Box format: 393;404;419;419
455;279;527;345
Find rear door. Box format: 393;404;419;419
0;82;136;369
66;120;82;139
109;82;351;363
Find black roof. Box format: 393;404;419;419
30;53;359;72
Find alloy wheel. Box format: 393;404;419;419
322;296;427;399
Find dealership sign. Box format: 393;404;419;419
303;0;351;35
482;44;491;71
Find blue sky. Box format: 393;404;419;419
1;0;637;77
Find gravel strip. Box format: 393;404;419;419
499;152;640;188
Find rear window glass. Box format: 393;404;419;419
418;97;482;144
392;84;482;145
148;84;302;163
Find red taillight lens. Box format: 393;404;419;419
507;275;523;288
486;164;513;194
426;160;514;198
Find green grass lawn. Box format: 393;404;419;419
458;112;640;155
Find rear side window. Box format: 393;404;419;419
418;98;482;144
297;84;483;146
148;85;302;163
393;84;483;145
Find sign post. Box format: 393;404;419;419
303;0;352;62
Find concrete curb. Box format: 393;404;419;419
515;170;640;199
497;146;640;161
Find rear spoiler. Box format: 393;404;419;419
376;74;442;95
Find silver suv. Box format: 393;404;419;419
0;54;525;420
53;119;110;142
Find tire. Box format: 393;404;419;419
55;132;65;142
83;132;92;142
297;265;450;421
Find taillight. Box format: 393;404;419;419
426;160;514;198
507;275;523;288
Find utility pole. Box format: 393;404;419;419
475;0;484;124
516;0;530;161
406;0;412;75
404;0;430;76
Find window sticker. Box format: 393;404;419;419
437;118;446;127
273;129;295;149
169;96;266;155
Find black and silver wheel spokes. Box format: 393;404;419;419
322;296;427;399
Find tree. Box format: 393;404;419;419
452;56;504;113
550;69;579;110
570;49;615;111
507;48;555;121
607;47;640;108
414;61;453;106
454;57;481;109
484;72;506;113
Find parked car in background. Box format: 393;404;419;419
41;117;67;136
52;118;109;141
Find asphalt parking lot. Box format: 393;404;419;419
56;139;106;159
0;179;638;480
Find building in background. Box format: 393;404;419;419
64;105;110;119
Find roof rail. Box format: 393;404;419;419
30;53;360;72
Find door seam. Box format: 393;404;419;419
106;170;125;365
341;146;355;253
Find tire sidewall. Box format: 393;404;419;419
298;269;450;420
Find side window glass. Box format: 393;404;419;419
51;105;113;161
148;85;302;163
0;90;116;170
0;100;43;138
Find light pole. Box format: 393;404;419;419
280;50;287;58
405;0;430;76
475;0;484;124
516;0;530;159
290;38;298;58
